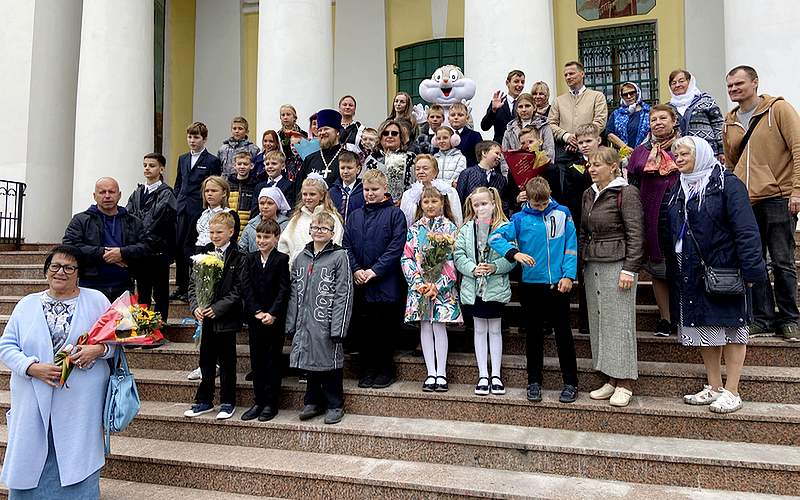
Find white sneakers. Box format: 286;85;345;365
684;386;743;413
187;365;220;381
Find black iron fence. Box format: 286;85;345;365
0;180;26;249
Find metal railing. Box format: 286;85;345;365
0;180;26;249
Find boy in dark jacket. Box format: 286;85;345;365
287;212;353;425
328;150;364;225
449;102;483;166
343;169;407;389
173;122;222;300
227;151;259;235
184;211;244;420
456;140;507;207
218;116;260;176
240;219;291;422
126;153;177;320
252;150;295;217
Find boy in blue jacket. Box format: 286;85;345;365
489;177;579;404
343;169;407;389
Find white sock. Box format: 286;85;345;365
488;318;503;379
420;322;436;377
433;322;449;378
473;318;489;379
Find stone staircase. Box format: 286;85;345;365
1;245;799;498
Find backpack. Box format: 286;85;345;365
103;349;140;454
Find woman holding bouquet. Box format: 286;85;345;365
365;120;417;202
0;245;115;498
401;185;462;392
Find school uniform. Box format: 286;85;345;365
174;149;222;294
480;97;515;144
240;249;291;411
456;164;507;211
453;126;484;167
188;242;244;407
328;178;364;225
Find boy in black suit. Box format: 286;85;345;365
480;69;526;144
173;122;223;301
184;211;244;420
252;150;295;217
240;219;291;421
449;102;484;167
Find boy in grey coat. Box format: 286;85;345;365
287;212;353;424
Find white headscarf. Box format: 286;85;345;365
669;74;702;116
258;187;291;213
679;136;719;209
621;81;643;113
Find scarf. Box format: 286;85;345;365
669;76;702;116
679;136;719;209
643;132;679;176
611;82;650;147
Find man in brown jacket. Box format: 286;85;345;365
723;65;800;341
548;60;608;162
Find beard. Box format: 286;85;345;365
320;133;339;149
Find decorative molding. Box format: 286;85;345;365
431;0;448;39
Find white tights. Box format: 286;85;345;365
474;317;503;379
420;321;448;377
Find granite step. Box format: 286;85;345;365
117;343;800;404
3;368;795;447
0;427;791;498
0;394;795;496
0;264;177;280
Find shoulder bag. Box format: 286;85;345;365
103;348;141;454
685;218;745;295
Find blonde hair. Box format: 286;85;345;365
589;146;621;176
209;211;235;229
289;177;343;224
574;123;601;139
311;211;336;231
362;168;388;187
530;81;551;103
462;187;508;229
201;176;230;208
415;185;454;222
265;150;286;164
414;154;440;176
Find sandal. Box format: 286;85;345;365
474;377;490;396
490;376;505;395
422;376;437;392
435;376;449;392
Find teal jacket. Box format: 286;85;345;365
454;220;516;305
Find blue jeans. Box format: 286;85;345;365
751;197;799;329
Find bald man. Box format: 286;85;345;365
63;177;150;301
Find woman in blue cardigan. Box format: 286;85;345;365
0;246;115;499
661;137;765;415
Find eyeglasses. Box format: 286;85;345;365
621;91;637;98
48;263;78;275
310;226;333;233
381;130;400;137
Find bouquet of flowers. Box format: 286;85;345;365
474;208;493;299
383;152;408;201
54;291;165;387
189;252;225;343
418;229;456;315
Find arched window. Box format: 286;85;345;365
394;38;464;104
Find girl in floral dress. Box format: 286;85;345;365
401;185;462;392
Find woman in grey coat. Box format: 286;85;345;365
286;212;353;424
581;147;644;408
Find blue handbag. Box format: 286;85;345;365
103;348;140;454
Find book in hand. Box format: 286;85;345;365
503;147;550;189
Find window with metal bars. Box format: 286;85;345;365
578;22;658;107
395;38;464;105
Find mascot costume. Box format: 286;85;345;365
414;65;476;127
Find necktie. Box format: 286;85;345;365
341;186;351;214
215;248;224;260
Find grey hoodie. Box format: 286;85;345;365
286;241;353;371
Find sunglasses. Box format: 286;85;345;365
382;130;400;137
621;91;637;98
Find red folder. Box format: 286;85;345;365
503;150;549;189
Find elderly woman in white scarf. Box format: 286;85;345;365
661;136;765;414
668;69;725;161
607;82;651;151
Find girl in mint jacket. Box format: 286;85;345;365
454;187;515;396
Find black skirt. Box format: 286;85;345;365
464;297;504;319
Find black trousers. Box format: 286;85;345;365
85;283;133;304
175;212;199;293
303;369;344;410
195;321;238;405
247;321;284;409
136;256;171;321
353;299;402;378
519;283;579;386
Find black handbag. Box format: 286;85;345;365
685;220;745;295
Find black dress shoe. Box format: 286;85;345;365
422;376;437;392
298;405;324;420
258;406;278;422
371;374;396;389
527;383;542;402
324;408;344;424
434;376;448;392
358;374;374;388
240;405;263;421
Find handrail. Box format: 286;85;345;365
0;179;27;249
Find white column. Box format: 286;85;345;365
724;0;800;109
333;0;387;130
73;0;154;213
194;0;242;151
0;0;82;242
258;0;333;136
684;0;726;107
464;0;556;139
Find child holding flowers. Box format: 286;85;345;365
454;187;515;396
401;185;462;392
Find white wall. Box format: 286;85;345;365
194;0;242;152
724;0;800;110
333;0;387;130
684;0;726;107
